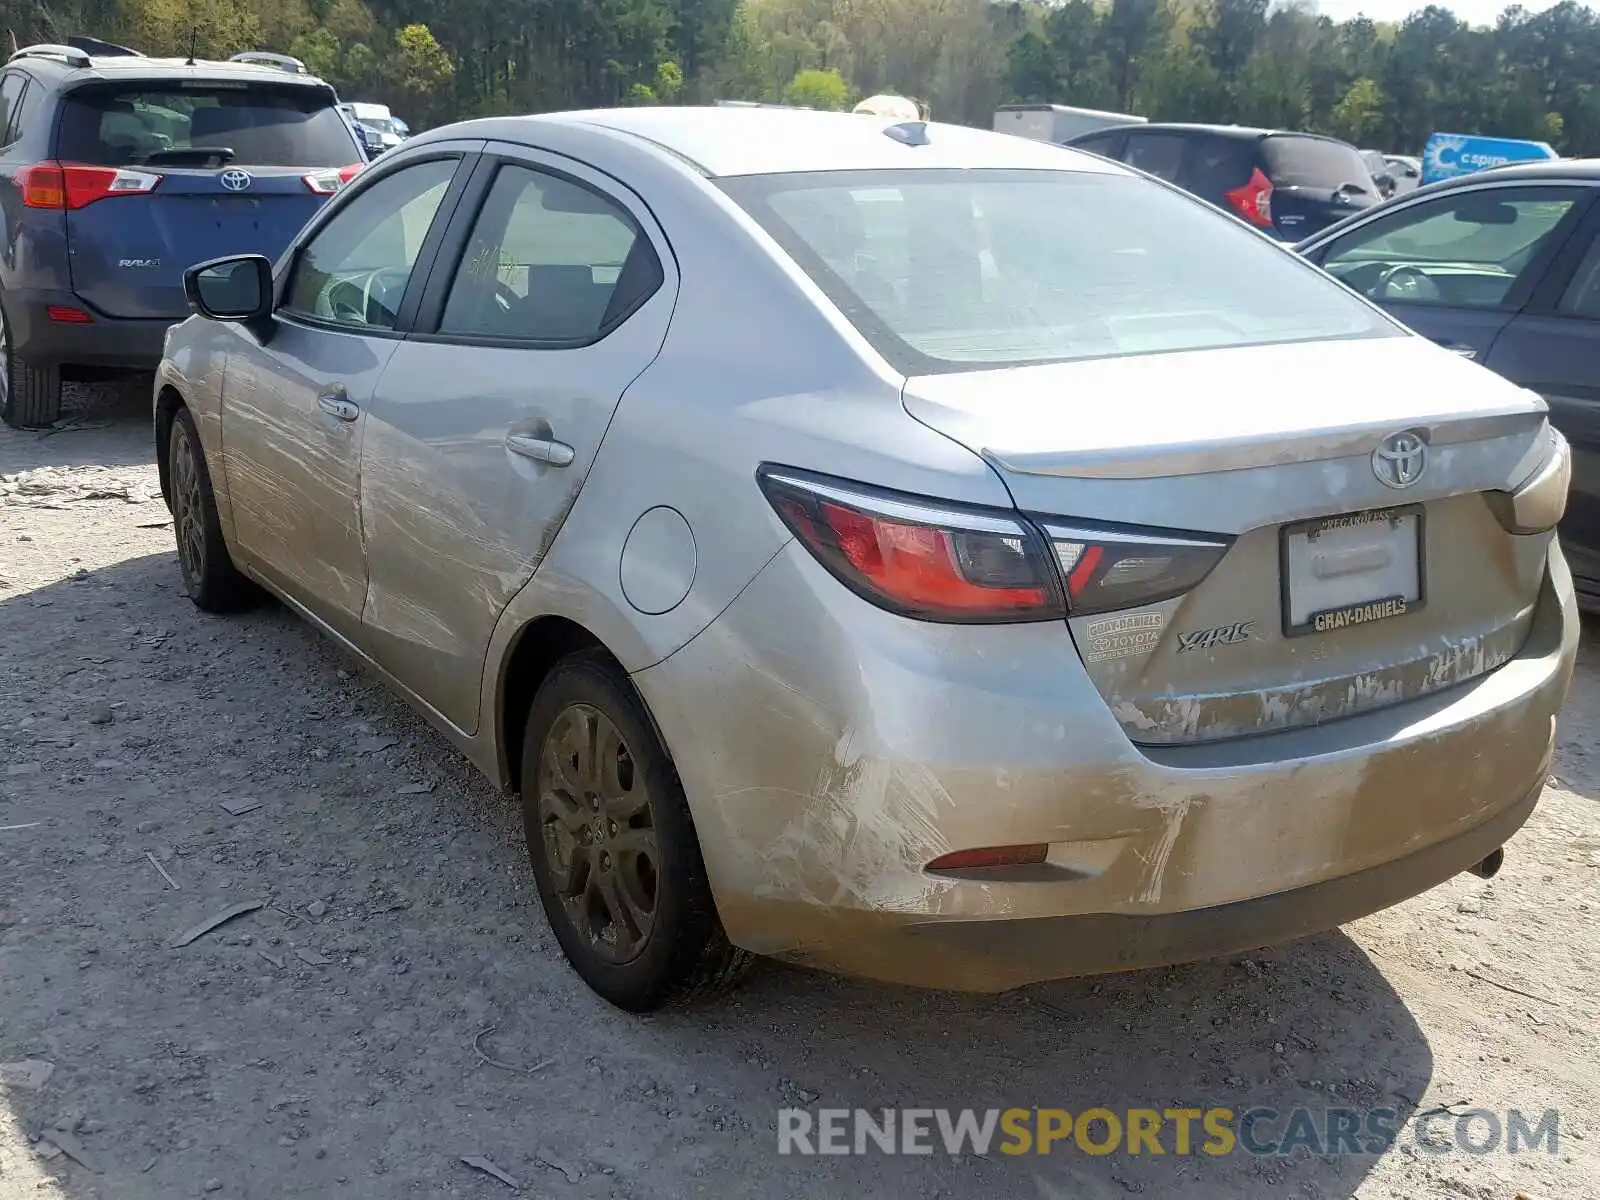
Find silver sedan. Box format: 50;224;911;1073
155;107;1577;1010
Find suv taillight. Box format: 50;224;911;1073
20;162;161;210
1225;167;1275;229
303;163;365;195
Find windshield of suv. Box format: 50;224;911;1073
57;84;358;168
720;168;1397;374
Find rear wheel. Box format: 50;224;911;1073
166;406;261;613
0;304;62;429
521;651;751;1011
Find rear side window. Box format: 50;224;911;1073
1124;133;1186;182
1184;136;1255;201
721;168;1398;375
1070;133;1120;159
56;84;358;168
0;73;25;149
1261;135;1373;192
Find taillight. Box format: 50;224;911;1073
758;467;1064;623
303;163;365;195
1039;521;1232;617
1225;167;1274;229
20;162;160;210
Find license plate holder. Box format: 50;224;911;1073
1280;504;1425;638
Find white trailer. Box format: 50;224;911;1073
993;103;1145;144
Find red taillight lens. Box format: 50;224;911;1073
303;163;365;195
1041;521;1231;617
46;306;93;323
20;162;160;210
1225;167;1275;229
758;468;1064;623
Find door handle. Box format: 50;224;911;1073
505;432;575;467
317;389;360;421
1432;339;1478;359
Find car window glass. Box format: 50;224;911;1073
1261;136;1373;193
284;159;457;330
56;84;358;168
438;163;661;343
1558;232;1600;319
1071;134;1115;158
1318;189;1578;309
1185;137;1254;200
0;74;25;148
721;168;1397;375
9;78;39;145
1124;134;1185;181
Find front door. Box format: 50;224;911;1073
356;147;677;731
220;155;465;641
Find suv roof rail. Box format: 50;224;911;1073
229;51;307;74
9;43;92;69
66;35;143;57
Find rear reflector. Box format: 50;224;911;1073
46;306;92;323
758;466;1064;623
20;162;160;210
927;845;1048;871
303;163;366;195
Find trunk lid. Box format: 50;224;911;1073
904;335;1554;745
1260;133;1381;240
55;78;361;320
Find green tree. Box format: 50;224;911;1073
1332;76;1385;144
783;66;849;109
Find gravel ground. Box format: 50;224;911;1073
1;391;1597;1200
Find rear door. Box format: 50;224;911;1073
1480;199;1600;598
55;79;363;320
354;146;676;731
1304;182;1591;361
1259;134;1380;239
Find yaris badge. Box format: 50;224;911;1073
1372;430;1428;488
219;169;252;192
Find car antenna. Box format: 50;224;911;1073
186;26;197;66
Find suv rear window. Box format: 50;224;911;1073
720;168;1397;374
56;84;357;168
1260;135;1373;191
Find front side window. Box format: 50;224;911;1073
1559;232;1600;319
56;84;359;168
1318;187;1579;310
438;163;661;343
720;168;1398;375
284;158;457;330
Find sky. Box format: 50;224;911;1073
1304;0;1592;26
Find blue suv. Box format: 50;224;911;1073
0;38;367;427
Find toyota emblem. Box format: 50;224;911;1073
218;169;252;192
1372;430;1429;489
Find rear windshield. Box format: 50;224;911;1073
719;168;1397;374
1261;135;1374;190
57;84;357;168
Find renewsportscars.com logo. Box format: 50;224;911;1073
777;1106;1562;1158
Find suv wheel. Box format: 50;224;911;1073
0;303;63;429
166;406;261;612
521;651;752;1011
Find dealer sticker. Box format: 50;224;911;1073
1082;612;1164;662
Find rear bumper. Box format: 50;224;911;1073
5;288;176;370
634;538;1578;993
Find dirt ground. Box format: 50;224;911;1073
2;392;1597;1200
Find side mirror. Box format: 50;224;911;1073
184;254;273;323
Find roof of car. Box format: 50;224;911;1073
1423;157;1600;187
1075;122;1355;145
11;50;333;88
426;106;1127;178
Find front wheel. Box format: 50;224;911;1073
520;651;751;1011
167;406;262;613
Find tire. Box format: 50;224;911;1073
0;302;62;429
166;405;262;613
521;650;752;1011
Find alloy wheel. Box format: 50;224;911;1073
536;703;659;964
169;420;207;588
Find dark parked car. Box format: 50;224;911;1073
1296;159;1600;607
1066;123;1381;241
0;38;366;428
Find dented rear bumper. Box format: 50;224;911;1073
633;539;1577;992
